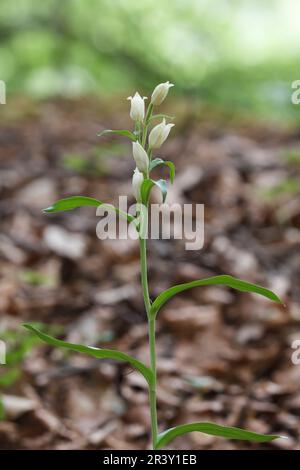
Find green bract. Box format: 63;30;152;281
26;82;284;450
141;178;168;205
149;158;175;183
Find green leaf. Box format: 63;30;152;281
140;178;168;205
150;158;175;183
155;179;168;202
97;129;137;141
155;422;281;449
140;179;154;206
149;114;174;122
43;196;134;222
43;196;101;213
23;324;154;386
151;274;282;316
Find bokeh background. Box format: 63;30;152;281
0;0;300;450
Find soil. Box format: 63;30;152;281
0;98;299;449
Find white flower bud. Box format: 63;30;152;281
151;81;174;106
127;92;147;121
132;141;149;174
148;119;174;149
132;168;144;201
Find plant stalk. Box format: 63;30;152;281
142;103;153;147
139;236;158;448
139;237;151;316
148;315;158;448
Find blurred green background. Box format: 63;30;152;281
1;0;299;122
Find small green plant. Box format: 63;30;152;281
24;82;283;449
0;327;42;419
0;329;40;386
20;269;55;287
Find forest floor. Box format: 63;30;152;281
0;98;300;450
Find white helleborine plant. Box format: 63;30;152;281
132;141;149;174
34;80;283;451
149;118;175;149
127;91;147;122
132;168;144;202
151;81;174;106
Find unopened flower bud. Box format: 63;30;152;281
132;168;144;201
132;141;149;174
148;119;174;149
151;81;174;106
127;92;147;121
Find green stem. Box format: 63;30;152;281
139;236;158;448
139;108;157;447
148;316;158;448
139;237;151;316
142;103;153;147
136;121;142;143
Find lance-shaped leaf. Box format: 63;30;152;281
155;422;281;449
141;178;168;205
43;196;134;222
150;158;175;183
23;324;154;386
97;129;137;141
151;274;282;316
